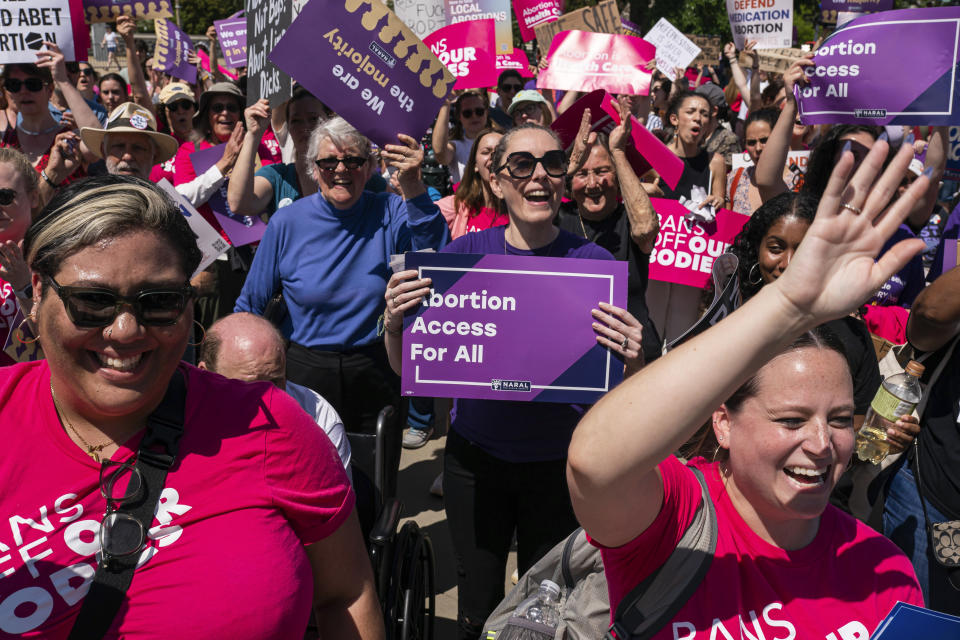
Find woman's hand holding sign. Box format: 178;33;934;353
592;302;645;376
384;270;432;374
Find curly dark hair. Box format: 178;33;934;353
802;125;882;197
728;190;819;300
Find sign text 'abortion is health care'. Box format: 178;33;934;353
401;252;626;403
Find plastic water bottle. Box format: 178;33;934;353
520;580;561;628
856;360;925;464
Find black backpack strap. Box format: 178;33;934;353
607;466;718;640
560;527;583;589
67;370;187;640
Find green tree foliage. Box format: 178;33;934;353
176;0;243;36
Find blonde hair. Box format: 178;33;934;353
0;148;38;194
25;175;201;279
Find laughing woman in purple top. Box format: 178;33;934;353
383;123;645;639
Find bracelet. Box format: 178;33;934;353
40;169;59;189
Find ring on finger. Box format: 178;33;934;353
840;202;862;214
621;336;628;349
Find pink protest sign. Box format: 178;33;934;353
424;20;499;90
513;0;562;42
551;90;684;190
647;198;748;289
538;31;655;95
497;51;535;77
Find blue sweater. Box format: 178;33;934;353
235;191;448;349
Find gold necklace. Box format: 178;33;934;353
50;383;109;463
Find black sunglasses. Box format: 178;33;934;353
496;150;567;179
99;460;147;568
315;156;367;171
461;107;486;118
500;83;522;92
4;77;46;93
0;188;15;206
167;99;195;112
81;67;95;77
45;275;194;328
745;136;769;147
209;101;240;114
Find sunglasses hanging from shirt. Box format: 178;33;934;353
66;370;186;640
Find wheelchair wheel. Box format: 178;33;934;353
386;521;436;640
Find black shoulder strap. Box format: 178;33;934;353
607;466;718;640
67;370;187;640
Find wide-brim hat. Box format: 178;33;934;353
507;89;549;116
80;102;179;165
193;81;244;127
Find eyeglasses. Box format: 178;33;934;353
3;77;46;93
514;103;543;117
497;150;567;179
461;107;486;118
0;188;15;206
99;460;147;568
45;275;194;328
80;67;95;77
209;101;240;114
315;156;368;171
500;83;522;92
167;99;195;112
745;137;769;147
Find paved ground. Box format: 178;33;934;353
396;431;517;640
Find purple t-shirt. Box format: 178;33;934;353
442;225;615;462
870;225;925;308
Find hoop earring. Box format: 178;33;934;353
711;444;723;463
14;316;39;345
748;263;763;286
187;320;205;348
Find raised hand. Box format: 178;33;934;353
771;139;928;325
244;98;271;138
609;98;633;153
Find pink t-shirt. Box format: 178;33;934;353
597;456;923;640
0;361;353;639
437;195;508;241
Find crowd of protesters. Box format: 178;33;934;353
0;9;958;640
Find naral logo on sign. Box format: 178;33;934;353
855;108;887;118
491;379;532;392
369;41;397;68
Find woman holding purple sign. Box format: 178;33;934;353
383;123;644;639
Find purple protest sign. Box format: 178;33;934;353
153;19;196;84
401;252;627;403
214;17;246;69
189;144;267;247
82;0;172;23
269;0;455;148
797;7;960;126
